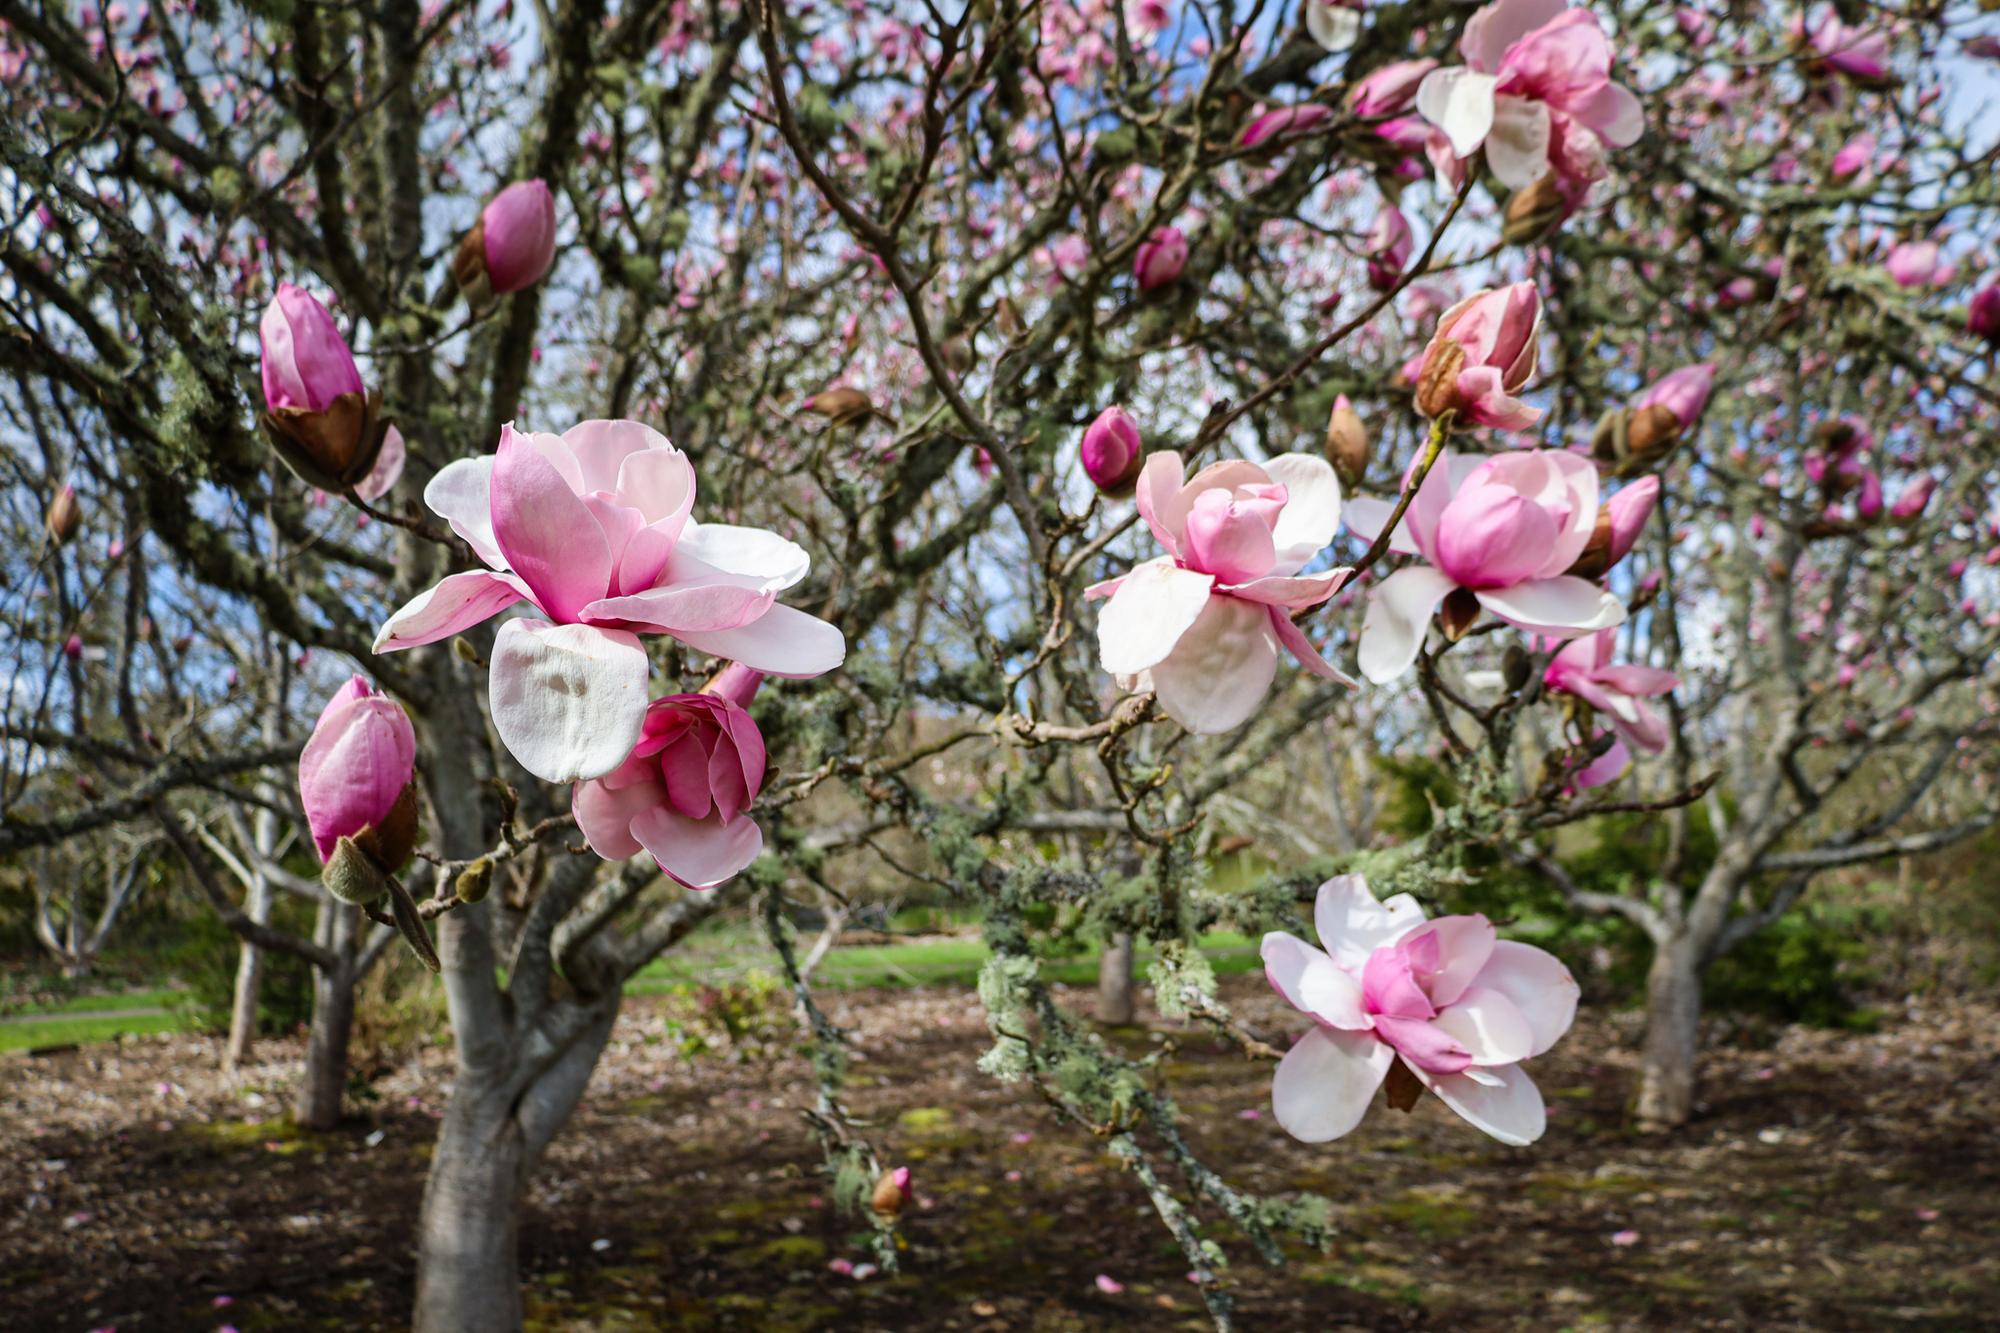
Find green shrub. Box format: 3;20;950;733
165;898;318;1035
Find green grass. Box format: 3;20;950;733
1;986;187;1016
630;924;1262;994
0;1008;196;1053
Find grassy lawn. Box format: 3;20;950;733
0;922;1267;1049
0;1008;196;1054
631;920;1264;993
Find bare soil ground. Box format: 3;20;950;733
2;977;1995;1332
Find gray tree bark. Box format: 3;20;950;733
1097;931;1137;1025
295;899;360;1130
1635;932;1704;1129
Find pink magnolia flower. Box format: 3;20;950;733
1241;102;1333;148
1262;874;1578;1144
1081;405;1144;494
1809;9;1889;81
1125;0;1171;35
1969;283;2000;343
1349;58;1438;118
482;180;557;294
1570;735;1631;789
1416;0;1643;191
1544;629;1677;755
298;676;417;862
572;667;767;888
1087;451;1352;733
1303;0;1361;53
1364;205;1413;292
1633;363;1715;431
1349;450;1626;683
1133;226;1188;291
1413;283;1544;429
260;284;362;411
1884;240;1943;289
373;420;844;783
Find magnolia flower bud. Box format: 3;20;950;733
1323;394;1368;485
45;484;81;544
1970;283;2000;345
1080;406;1144;495
454;857;494;905
871;1166;913;1219
801;387;876;427
63;633;84;660
1413;338;1467;420
1437;586;1481;641
1623;404;1684;464
454;179;557;301
1501;644;1531;693
1364;207;1412;292
299;677;420;871
1413;284;1541;429
1501;174;1570;246
1133;226;1188;292
259;285;392;493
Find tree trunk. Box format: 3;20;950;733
225;877;271;1067
1635;934;1703;1129
295;901;357;1130
414;1088;526;1333
1097;931;1137;1025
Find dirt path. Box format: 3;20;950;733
1;979;1995;1331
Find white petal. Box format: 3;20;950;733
1417;68;1499;158
1262;932;1371;1029
673;522;811;593
1305;2;1361;53
1416;1061;1547;1146
1271;1026;1394;1143
1358;565;1457;684
1470;940;1579;1057
1262;453;1343;575
1484;96;1553;190
672;603;846;678
1096;559;1216;676
1340;496;1419;556
424;457;505;570
1147;595;1277;734
372;570;527;653
1434;986;1535;1066
488;619;652;784
1473;577;1625;638
1314;873;1427;969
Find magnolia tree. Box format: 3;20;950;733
3;0;1998;1328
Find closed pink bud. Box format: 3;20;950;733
63;633;83;660
298;676;418;864
1606;475;1658;566
1081;406;1144;495
707;662;766;708
1890;475;1936;521
1414;283;1543;429
1364;206;1412;292
1133;226;1188;291
1829;132;1873;182
1855;469;1884;520
1969;283;2000;343
1347;58;1436;118
260;284;362;412
1240;102;1332;148
482;179;557;294
1634;363;1715;431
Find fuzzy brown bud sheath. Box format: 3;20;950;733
801;387;876;427
45;485;81;544
1413;339;1467;421
1501;174;1570;246
1324;394;1368;486
1623;403;1683;464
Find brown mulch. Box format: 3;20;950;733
1;978;1995;1332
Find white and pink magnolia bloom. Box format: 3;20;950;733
1349;450;1626;683
1303;0;1362;53
373;420;844;784
1884;240;1945;290
572;665;768;889
1087;452;1352;733
1349;58;1438;118
1262;874;1579;1145
1413;283;1544;430
1543;629;1677;756
1416;0;1643;191
1808;8;1890;82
